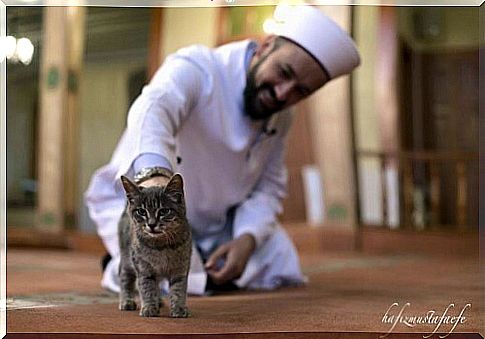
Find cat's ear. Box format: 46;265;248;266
164;173;184;204
120;176;141;203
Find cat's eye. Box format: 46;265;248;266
135;208;147;217
158;208;171;218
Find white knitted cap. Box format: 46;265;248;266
273;5;361;79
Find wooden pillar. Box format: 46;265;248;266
38;7;69;232
376;6;399;227
308;6;355;227
456;161;467;229
147;8;164;80
376;7;399;154
64;7;86;228
38;7;85;232
216;7;229;46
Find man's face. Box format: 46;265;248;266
244;36;328;120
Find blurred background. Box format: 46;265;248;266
4;4;481;255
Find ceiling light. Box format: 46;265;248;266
1;35;35;65
16;38;35;65
5;36;17;59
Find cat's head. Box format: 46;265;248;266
120;174;188;243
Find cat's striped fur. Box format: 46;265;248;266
118;174;192;318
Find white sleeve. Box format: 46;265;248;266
116;54;209;178
232;112;293;249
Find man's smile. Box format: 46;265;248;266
259;87;278;111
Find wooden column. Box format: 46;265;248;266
376;6;399;227
38;7;85;232
38;7;69;232
376;7;399;153
309;6;355;227
402;159;414;228
147;8;164;80
64;7;86;228
429;162;441;225
456;161;467;229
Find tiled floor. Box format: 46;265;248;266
6;247;483;336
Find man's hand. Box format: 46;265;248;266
139;176;171;188
205;234;256;285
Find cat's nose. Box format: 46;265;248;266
147;223;157;230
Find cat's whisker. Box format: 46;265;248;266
162;230;172;245
167;230;175;246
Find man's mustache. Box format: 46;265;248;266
258;83;285;110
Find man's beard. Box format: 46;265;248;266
243;56;284;121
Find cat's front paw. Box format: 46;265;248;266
170;306;190;318
119;299;137;311
140;304;160;317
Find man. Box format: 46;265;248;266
85;5;360;295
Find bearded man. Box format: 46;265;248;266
85;5;360;295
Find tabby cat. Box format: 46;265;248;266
118;174;191;318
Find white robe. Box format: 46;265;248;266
84;40;306;295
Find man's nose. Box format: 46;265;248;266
274;81;295;102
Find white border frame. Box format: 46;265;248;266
1;0;484;6
0;2;482;339
1;1;6;338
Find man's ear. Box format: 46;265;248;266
120;176;141;203
254;34;277;58
164;173;185;205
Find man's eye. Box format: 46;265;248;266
298;87;310;97
279;67;290;79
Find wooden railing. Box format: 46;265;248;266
356;150;478;231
